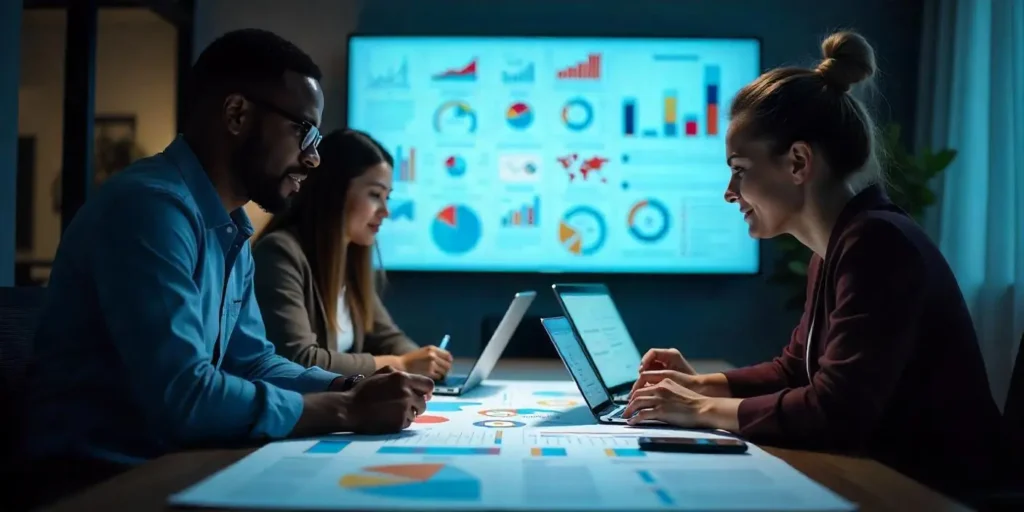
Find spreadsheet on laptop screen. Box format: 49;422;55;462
559;293;642;388
544;317;609;407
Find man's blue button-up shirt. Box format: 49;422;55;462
22;136;342;464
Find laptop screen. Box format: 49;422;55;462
541;317;610;409
558;291;642;390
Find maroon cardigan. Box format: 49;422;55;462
723;185;1005;496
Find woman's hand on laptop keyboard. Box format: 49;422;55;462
630;369;733;399
623;376;741;432
638;348;697;375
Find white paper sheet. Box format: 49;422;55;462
169;380;856;511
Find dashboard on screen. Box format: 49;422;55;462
347;36;761;274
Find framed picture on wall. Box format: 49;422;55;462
94;114;144;183
51;114;147;213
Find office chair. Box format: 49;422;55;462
974;330;1024;511
0;286;47;509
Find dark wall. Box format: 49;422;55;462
0;0;22;287
352;0;925;365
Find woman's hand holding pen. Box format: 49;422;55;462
399;345;453;380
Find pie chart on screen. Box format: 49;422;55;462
506;102;534;130
431;204;482;255
444;155;467;177
558;205;606;256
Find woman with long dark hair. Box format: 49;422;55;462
252;129;453;379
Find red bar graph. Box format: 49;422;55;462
684;115;698;136
395;146;416;182
705;64;720;136
502;196;540;227
557;54;602;80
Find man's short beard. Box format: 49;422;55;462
229;130;289;214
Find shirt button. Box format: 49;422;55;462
226;226;234;234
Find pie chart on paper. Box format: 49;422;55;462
431;204;482;255
413;414;450;424
339;463;481;501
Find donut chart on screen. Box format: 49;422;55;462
561;97;593;131
431;204;482;255
347;36;762;274
433;101;478;134
627;199;671;243
558;206;607;256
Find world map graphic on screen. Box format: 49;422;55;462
347;36;761;274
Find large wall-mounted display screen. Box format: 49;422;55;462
348;36;761;274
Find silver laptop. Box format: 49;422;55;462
434;291;536;396
551;283;643;404
540;316;653;425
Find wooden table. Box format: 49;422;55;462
44;359;970;512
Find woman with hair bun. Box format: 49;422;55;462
623;31;1004;497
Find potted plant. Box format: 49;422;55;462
767;123;957;310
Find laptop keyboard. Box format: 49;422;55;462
609;405;628;418
437;375;466;386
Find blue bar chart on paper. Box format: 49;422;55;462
170;381;856;512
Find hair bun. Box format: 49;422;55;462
816;31;876;92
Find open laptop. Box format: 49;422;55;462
540;316;655;425
434;291;537;396
552;283;643;404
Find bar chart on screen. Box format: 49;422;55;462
622;64;722;139
556;53;602;80
393;145;416;183
501;196;540;228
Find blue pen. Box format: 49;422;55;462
439;334;450;350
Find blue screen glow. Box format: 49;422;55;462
347;36;761;274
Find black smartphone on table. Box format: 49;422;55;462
637;436;748;454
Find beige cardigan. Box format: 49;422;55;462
251;229;418;376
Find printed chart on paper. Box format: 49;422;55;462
170;380;855;511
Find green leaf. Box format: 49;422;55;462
926;149;957;173
885;123;902;143
921;187;936;205
787;260;808;276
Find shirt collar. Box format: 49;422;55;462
163;135;255;238
825;182;906;255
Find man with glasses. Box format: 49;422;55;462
14;29;433;508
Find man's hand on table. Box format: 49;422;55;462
293;366;435;436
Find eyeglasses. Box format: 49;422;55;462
247;97;322;152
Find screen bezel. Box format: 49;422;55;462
551;282;641;393
539;316;616;413
462;290;537;387
345;33;764;276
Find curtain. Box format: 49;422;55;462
916;0;1024;408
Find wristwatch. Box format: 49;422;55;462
339;374;365;392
